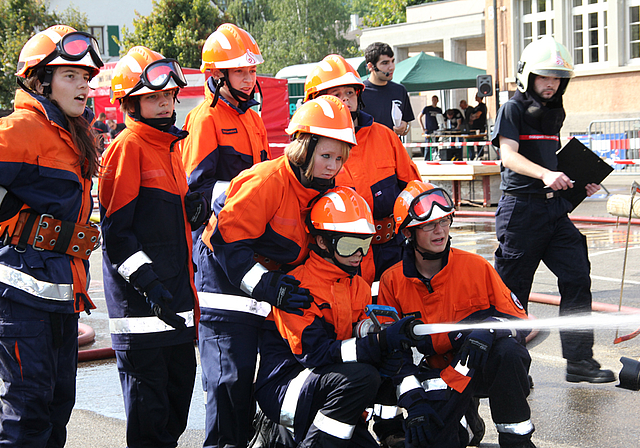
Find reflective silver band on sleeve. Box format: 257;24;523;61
454;361;470;376
397;375;422;398
280;368;314;428
340;338;358;363
313;411;355;440
117;251;152;281
211;181;230;205
495;420;534;436
240;263;269;296
421;378;448;392
198;292;271;317
109;310;194;334
372;404;401;419
0;264;72;302
0;186;7;206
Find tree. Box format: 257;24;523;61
119;0;226;69
353;0;440;28
0;0;88;109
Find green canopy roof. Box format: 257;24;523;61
361;52;486;92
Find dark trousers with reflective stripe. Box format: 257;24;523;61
115;342;196;448
420;338;532;448
199;318;262;448
0;297;78;448
495;194;594;360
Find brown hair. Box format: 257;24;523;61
24;69;101;179
285;133;350;179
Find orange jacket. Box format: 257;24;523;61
0;89;95;314
201;156;323;295
378;247;527;358
335;112;420;283
181;79;270;204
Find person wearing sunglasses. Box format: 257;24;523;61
304;54;421;286
377;181;535;448
253;186;421;448
99;46;205;448
0;25;104;446
181;23;270;252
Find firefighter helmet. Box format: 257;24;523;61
304;54;364;102
394;180;455;233
285;95;356;146
201;23;264;72
516;36;574;94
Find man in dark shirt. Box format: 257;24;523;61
361;42;414;138
469;94;487;132
418;95;442;135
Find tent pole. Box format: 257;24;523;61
493;0;500;115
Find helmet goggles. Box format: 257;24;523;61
128;58;187;97
334;235;373;258
54;31;103;67
408;188;455;223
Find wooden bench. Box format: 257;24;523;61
414;161;501;207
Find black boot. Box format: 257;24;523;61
465;397;485;446
566;358;616;383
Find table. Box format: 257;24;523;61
422;132;489;161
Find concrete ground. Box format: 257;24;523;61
65;172;640;448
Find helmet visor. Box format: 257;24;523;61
127;58;187;97
335;235;372;257
408;188;455;222
58;32;103;68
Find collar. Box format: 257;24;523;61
124;113;188;149
305;250;355;282
401;241;451;282
15;89;95;132
354;110;374;132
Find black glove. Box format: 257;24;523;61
184;191;210;230
379;316;417;354
459;329;495;370
379;350;405;378
252;271;313;315
144;280;187;330
398;388;444;447
416;334;436;356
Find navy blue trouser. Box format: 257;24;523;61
116;342;196;448
494;194;594;361
199;317;262;448
0;297;78;447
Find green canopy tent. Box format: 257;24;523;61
360;52;486;92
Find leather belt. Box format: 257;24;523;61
373;215;395;245
503;191;559;200
9;210;100;260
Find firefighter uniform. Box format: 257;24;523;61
196;156;323;448
181;77;270;243
255;251;383;448
335;111;421;284
100;115;198;447
0;89;97;446
378;247;533;447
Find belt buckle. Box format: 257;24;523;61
545;192;554;200
32;214;53;251
89;223;102;251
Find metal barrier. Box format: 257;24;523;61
588;118;640;172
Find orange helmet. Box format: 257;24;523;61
110;46;187;103
201;23;264;72
304;54;364;102
285;95;356;146
16;25;104;79
309;187;375;258
394;180;455;233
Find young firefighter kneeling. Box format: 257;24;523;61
378;181;535;448
254;186;424;448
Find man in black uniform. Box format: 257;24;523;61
491;36;615;384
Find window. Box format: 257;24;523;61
572;0;608;65
89;26;104;55
630;1;640;60
521;0;554;49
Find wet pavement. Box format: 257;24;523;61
67;173;640;448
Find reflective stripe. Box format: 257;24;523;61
371;281;379;297
109;310;194;334
372;404;401;419
454;361;470;376
280;368;314;427
117;251;152;281
0;263;72;302
421;377;448;392
198;292;271;317
211;181;230;205
397;375;422;397
495;420;534;436
313;411;355;440
0;186;7;206
240;263;269;296
340;338;358;362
